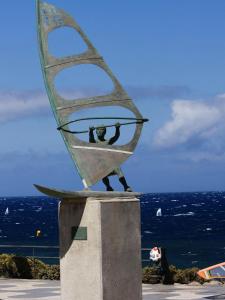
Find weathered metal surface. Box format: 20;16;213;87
36;0;146;187
34;184;140;199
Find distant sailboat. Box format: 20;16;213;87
156;208;162;217
4;207;9;215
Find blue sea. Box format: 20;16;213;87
0;192;225;269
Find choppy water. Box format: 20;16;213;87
0;192;224;268
0;196;59;264
141;191;225;268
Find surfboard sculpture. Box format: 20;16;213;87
198;262;225;280
36;0;148;189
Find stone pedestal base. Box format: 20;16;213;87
59;196;142;300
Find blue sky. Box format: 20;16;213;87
1;0;225;195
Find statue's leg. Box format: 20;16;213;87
116;168;132;192
102;176;114;191
119;177;132;192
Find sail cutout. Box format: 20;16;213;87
67;106;136;144
54;64;114;100
48;26;87;58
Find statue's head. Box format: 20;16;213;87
96;125;106;139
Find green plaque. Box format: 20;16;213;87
72;227;87;240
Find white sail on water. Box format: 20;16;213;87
156;208;162;217
4;207;9;215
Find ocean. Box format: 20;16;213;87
0;191;224;269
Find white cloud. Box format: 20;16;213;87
0;89;94;123
0;91;49;123
154;94;225;160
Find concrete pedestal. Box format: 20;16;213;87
59;196;142;300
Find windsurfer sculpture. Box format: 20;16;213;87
89;123;132;192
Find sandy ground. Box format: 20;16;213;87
0;279;224;300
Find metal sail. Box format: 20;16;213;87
36;0;145;188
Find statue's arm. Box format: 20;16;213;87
109;123;120;145
89;127;96;143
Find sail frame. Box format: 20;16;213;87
36;0;144;187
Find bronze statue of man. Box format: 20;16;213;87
89;123;132;192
